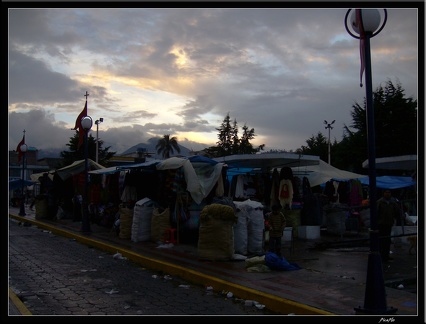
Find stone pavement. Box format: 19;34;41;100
8;206;422;320
9;219;276;316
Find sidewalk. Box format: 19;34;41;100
8;206;420;318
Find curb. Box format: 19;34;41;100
9;288;32;315
9;214;334;315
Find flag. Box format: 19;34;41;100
73;101;87;149
16;134;25;163
355;9;366;88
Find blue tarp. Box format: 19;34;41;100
187;155;218;165
358;176;416;189
9;178;36;191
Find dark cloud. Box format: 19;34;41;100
8;7;419;156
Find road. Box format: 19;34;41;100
8;219;276;316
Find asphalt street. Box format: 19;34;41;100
8;218;277;317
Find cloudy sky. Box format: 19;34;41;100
8;5;419;156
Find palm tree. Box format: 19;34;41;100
156;134;181;159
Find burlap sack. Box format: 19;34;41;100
151;207;171;243
119;206;133;239
198;204;236;261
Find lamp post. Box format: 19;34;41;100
18;143;28;216
81;115;93;233
324;120;335;165
345;8;396;315
95;118;103;163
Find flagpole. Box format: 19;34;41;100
18;130;28;216
80;91;93;233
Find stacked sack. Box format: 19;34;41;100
197;204;237;261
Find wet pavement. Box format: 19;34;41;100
9;219;276;316
8;205;421;320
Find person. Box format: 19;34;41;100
377;189;401;262
267;204;286;257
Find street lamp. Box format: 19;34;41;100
345;8;396;315
81;115;93;233
18;143;28;216
324;120;335;165
95;118;104;163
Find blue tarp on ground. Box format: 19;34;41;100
358;175;416;189
9;178;36;191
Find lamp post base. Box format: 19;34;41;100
19;201;26;217
354;307;398;315
354;252;398;315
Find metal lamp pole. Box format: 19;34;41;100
95;118;103;163
345;8;396;314
81;116;93;233
324;120;335;164
18;143;28;216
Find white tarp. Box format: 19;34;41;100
362;155;417;170
156;157;224;204
292;160;367;187
30;171;55;182
55;159;105;180
214;152;320;170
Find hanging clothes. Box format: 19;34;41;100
269;168;280;207
278;179;293;208
234;174;245;199
349;179;364;206
291;176;302;203
279;167;294;181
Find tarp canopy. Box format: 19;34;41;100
88;160;161;175
358;175;417;189
85;156;223;204
156;157;224;204
30;171;55;182
116;160;161;171
187;155;218;165
362;155;417;171
214;152;320;171
292;160;367;187
9;177;36;191
89;166;122;175
55;159;105;180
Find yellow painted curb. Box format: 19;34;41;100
9;288;32;315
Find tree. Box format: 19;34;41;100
156;134;181;159
203;113;264;158
337;80;417;173
239;124;256;154
299;132;330;162
59;131;116;168
298;80;417;174
215;113;234;156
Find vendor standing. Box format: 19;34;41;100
377;189;401;262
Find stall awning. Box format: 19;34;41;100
213;153;320;171
362;155;417;171
56;159;105;180
358;175;417;189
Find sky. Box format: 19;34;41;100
7;4;420;157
